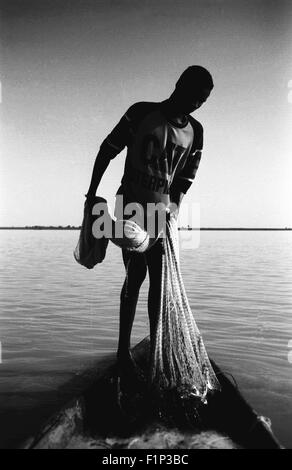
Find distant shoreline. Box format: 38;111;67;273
0;226;291;231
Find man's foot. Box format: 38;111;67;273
116;349;146;386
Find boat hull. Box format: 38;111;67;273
21;337;282;449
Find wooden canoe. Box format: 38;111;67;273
21;337;283;449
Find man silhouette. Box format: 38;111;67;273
86;66;213;377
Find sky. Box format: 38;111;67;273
1;0;292;227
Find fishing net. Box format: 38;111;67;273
149;215;221;410
73;196;110;269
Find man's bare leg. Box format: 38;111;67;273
146;238;164;359
117;250;147;376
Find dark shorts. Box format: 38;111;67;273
122;235;165;268
115;189;166;264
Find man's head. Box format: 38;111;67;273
171;65;214;115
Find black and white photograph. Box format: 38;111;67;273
0;0;291;452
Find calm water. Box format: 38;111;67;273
0;230;291;448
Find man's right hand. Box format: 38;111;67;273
169;201;179;220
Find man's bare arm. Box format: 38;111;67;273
169;148;203;217
85;106;135;201
86;144;112;199
169;187;184;218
